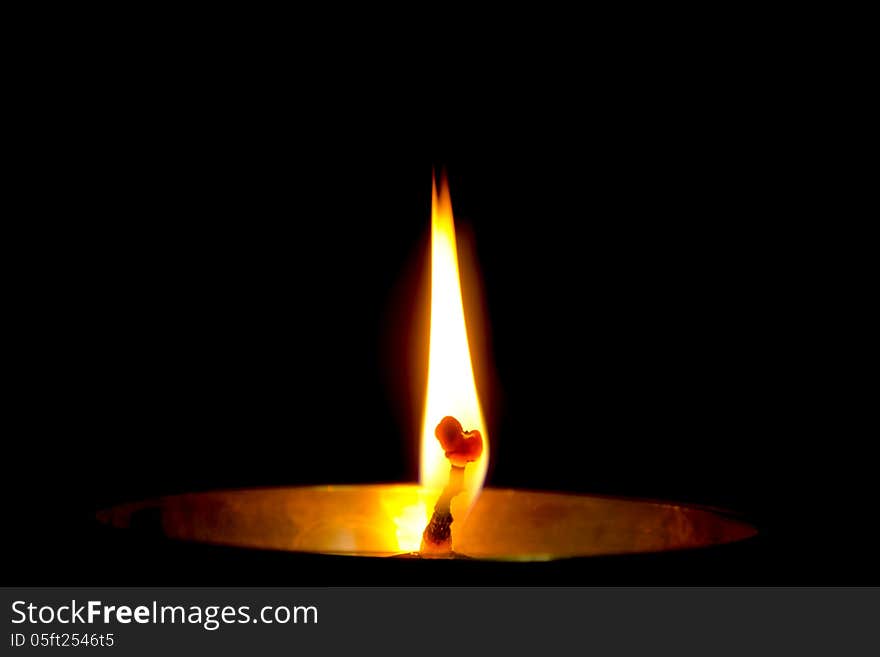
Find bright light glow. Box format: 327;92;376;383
392;501;429;552
419;174;489;512
387;174;490;553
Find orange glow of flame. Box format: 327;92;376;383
386;172;489;552
389;173;489;553
421;174;489;497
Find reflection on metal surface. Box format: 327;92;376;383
97;485;756;561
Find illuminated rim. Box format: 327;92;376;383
97;484;757;561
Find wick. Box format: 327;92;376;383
420;416;483;557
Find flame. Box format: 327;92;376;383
420;174;489;511
388;173;489;553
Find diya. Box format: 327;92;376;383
97;174;756;561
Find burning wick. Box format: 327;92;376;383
420;415;484;557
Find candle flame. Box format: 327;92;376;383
389;173;489;553
420;175;489;509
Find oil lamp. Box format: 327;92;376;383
97;174;756;561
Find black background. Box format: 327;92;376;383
6;47;872;585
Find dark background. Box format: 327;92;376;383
6;54;871;585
